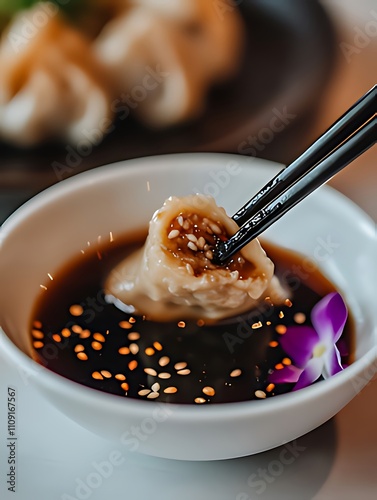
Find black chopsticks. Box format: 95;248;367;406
213;85;377;265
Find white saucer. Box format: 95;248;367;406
1;351;376;500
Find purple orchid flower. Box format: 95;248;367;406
269;292;348;391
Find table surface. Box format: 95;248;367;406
0;1;376;499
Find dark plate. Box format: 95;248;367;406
0;0;337;212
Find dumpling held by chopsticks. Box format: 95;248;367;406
106;194;286;321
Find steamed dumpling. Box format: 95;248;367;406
106;195;286;321
94;0;244;126
0;5;113;146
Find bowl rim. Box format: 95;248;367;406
1;152;376;422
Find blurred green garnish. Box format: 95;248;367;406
0;0;87;15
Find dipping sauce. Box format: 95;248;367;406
30;234;353;404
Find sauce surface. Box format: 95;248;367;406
30;235;353;404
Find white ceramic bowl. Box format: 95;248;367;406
0;153;376;461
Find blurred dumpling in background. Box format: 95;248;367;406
94;0;245;126
0;3;113;146
0;0;245;146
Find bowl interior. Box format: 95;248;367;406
0;153;375;362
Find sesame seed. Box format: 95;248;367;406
128;332;141;341
145;347;155;356
294;312;306;324
168;229;180;239
91;341;103;351
153;341;163;351
93;333;106;342
255;390;267;399
71;325;82;334
282;358;292;366
164;387;178;394
202;386;215;396
174;362;187;370
119;347;130;355
194;397;206;404
186;263;194;276
209;223;222;235
129;343;139;354
269;340;279;347
178;321;186;329
115;374;126;381
119;321;132;329
62;328;72;337
147;392;159;399
33;341;44;349
187;241;198;252
144;368;157;376
275;325;287;335
266;383;275;392
74;344;85;353
158;372;171;379
80;330;91;339
33;321;42;329
128;360;138;371
151;382;160;392
52;334;62;343
186;234;198;243
92;371;103;380
138;389;151;396
230;369;242;378
32;329;44;339
205;250;213;260
177;216;184;227
70;305;83;317
177;369;191;376
121;382;129;391
159;356;170;367
101;370;112;378
183;221;190;230
197;236;206;249
77;352;88;361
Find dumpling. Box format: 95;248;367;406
94;0;244;127
105;194;286;321
0;5;113;146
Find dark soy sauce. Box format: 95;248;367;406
30;234;353;404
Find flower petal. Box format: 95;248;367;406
311;292;348;344
292;357;324;391
324;345;343;378
279;326;319;367
269;365;303;384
